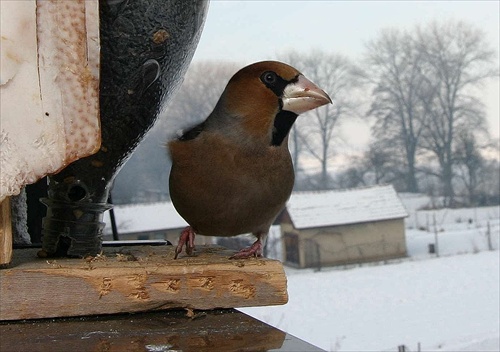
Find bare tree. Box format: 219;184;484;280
289;125;302;169
362;28;429;193
335;166;366;189
454;131;486;206
364;140;400;185
159;61;240;138
416;21;498;206
363;21;498;203
279;50;362;190
476;156;500;205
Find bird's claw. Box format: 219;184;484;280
229;239;263;259
174;226;196;259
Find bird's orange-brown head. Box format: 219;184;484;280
188;61;331;148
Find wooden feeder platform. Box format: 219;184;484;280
0;245;288;321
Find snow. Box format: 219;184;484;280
287;185;408;229
239;202;500;351
105;185;409;236
102;193;499;351
102;202;187;235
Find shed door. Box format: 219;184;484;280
284;232;299;265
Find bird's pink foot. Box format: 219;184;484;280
230;238;263;259
174;226;196;259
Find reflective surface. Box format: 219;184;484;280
0;309;324;351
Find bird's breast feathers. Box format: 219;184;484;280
168;133;293;236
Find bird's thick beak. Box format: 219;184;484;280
282;75;332;115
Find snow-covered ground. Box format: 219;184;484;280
240;197;500;351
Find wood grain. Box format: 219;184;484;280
0;198;12;265
0;245;288;320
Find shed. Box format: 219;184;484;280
279;185;408;268
102;202;214;246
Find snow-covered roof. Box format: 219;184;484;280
286;185;408;229
103;202;187;235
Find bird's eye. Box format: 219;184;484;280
261;71;277;85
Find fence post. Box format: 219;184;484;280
433;212;439;257
487;221;493;251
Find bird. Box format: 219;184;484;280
168;60;331;259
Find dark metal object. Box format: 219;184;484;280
102;239;171;247
0;309;325;352
25;178;48;245
40;0;208;257
108;194;119;241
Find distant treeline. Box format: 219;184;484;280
112;20;500;208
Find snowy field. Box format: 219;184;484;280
240;196;500;351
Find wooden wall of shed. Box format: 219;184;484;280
281;219;407;268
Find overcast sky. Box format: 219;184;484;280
191;1;500;146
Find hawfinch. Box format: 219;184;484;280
168;61;331;259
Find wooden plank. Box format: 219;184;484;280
0;198;12;266
0;245;288;320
